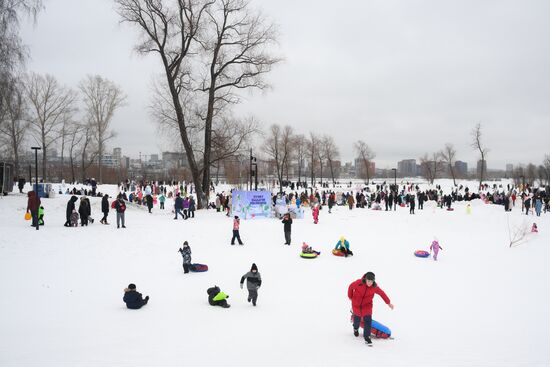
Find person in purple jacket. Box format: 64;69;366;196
182;196;190;220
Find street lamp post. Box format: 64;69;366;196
31;146;41;230
392;168;397;211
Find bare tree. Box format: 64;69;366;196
354;140;375;184
264;124;293;194
79;75;126;183
67;122;84;183
0;0;43;85
79;123;98;182
0;77;29;176
420;152;444;184
197;0;281;200
293;134;306;184
322;135;340;186
307;132;319;187
115;0;211;207
471;123;489;188
25;72;76;182
440;143;457;186
115;0;280;208
542;155;550;185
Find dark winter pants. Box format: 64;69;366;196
353;314;372;340
30;210;38;227
248;289;258;306
410;205;415;214
189;209;194;218
284;230;291;245
231;230;243;245
183;263;190;274
183;209;188;219
101;212;108;223
174;208;183;219
160;202;165;209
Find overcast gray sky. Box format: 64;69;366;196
21;0;550;169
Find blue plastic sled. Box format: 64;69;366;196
350;314;392;338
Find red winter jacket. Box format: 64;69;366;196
348;279;390;317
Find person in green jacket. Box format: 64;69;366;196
207;286;230;308
335;236;353;257
38;206;45;226
159;194;166;210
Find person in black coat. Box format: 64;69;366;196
281;213;292;245
123;283;149;309
78;197;91;226
100;194;110;224
64;196;78;227
146;194;153;213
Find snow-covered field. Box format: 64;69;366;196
1;182;548;367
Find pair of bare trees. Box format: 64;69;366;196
115;0;280;208
263;125;340;192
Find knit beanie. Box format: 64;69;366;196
128;283;136;290
251;263;258;272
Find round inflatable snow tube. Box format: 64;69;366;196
300;252;318;259
350;315;392;339
190;263;209;272
332;249;345;257
414;250;430;258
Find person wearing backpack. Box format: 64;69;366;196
114;195;127;228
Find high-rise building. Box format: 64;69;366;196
477;159;487;175
397;159;417;177
355;158;375;179
454;161;468;177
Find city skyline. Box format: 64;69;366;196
20;0;550;169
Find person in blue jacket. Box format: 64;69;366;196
335;236;353;257
123;283;149;309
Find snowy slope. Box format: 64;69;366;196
0;182;548;367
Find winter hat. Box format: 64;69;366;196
302;242;308;249
128;283;136;290
183;241;189;247
251;263;258;272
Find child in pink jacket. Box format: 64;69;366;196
430;239;443;261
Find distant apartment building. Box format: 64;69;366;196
397;159;417;177
454;160;468;177
477;159;487;175
355;158;375;179
162;152;188;171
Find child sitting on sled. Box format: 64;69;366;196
301;242;320;255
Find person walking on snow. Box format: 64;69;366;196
231;216;243;245
100;194;110;224
26;190;40;228
429;238;443;261
115;195;127;228
240;263;262;306
312;204;320;224
282;213;292;245
348;272;394;345
178;241;192;273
